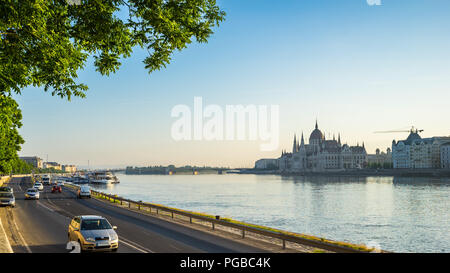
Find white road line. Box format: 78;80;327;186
13;177;23;192
0;218;13;253
38;185;153;254
10;211;32;253
120;237;153;253
37;201;55;212
44;191;59;209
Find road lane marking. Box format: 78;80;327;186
49;185;155;253
44;190;59;210
0;218;13;253
37;201;55;212
9;209;32;253
120;237;153;253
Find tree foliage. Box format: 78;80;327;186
0;0;225;171
0;93;24;174
10;157;34;174
0;0;226;99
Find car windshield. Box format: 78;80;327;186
0;193;13;198
81;219;112;230
27;189;37;193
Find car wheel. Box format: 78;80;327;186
112;247;118;252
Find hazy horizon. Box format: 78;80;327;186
14;0;450;168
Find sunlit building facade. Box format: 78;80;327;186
392;131;450;169
441;143;450;169
276;121;368;172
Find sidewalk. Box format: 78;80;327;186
0;218;13;253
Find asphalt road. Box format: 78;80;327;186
0;177;266;253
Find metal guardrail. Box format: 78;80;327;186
64;183;376;253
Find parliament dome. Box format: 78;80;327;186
309;120;324;141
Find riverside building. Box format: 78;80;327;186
441;143;450;169
44;162;62;170
392;129;450;169
19;156;43;169
368;148;393;168
255;120;368;172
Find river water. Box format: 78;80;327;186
89;174;450;253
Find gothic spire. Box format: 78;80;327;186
293;134;297;153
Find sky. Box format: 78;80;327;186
13;0;450;168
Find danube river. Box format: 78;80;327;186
90;174;450;253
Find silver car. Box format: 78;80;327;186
25;188;40;200
68;215;119;252
0;186;13;194
0;192;15;207
77;185;91;198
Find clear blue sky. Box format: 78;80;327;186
14;0;450;168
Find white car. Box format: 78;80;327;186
34;182;44;191
25;188;40;200
77;186;91;198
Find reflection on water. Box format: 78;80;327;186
89;183;116;191
91;174;450;253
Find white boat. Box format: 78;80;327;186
89;171;119;184
70;173;90;184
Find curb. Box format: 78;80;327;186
0;218;13;253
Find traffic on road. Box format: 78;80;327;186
0;176;265;253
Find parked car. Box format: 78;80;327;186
52;185;62;193
67;215;118;252
77;185;91;198
25;188;40;200
0;186;13;194
0;192;15;207
33;182;44;191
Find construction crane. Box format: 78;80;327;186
374;126;424;134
